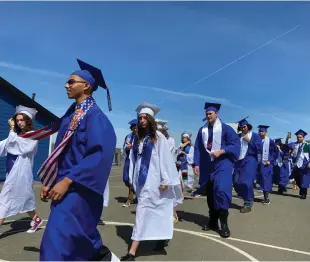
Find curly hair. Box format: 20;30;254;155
137;114;158;144
13;113;34;134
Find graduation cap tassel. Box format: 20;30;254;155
106;87;112;112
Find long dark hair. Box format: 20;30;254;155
237;124;253;133
13;113;34;134
137;114;158;144
182;136;192;146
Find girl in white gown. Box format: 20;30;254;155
0;105;43;233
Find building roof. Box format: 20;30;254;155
0;76;59;122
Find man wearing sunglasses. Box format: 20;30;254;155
32;59;117;261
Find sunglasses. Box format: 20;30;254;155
66;79;87;85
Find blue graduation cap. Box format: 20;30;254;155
295;129;307;137
274;138;282;143
128;119;137;127
204;102;221;112
237;116;249;127
72;59;112;111
258;125;270;132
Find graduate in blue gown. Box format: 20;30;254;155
273;138;290;194
233;117;262;213
122;119;137;207
193;103;240;238
256;125;277;205
289;129;310;200
39;59;117;261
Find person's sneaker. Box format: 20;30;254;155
122;200;131;207
262;199;271;205
27;216;43;233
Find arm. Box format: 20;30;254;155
269;140;277;165
187;146;194;165
0;139;8;157
5;132;38;156
194;129;202;167
66;111;117;195
159;134;179;186
253;133;263;157
128;143;135;185
222;125;241;162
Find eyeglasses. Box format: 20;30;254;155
66;79;87;85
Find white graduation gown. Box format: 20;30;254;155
103;179;109;208
129;131;182;241
176;144;195;190
0;132;38;219
167;137;176;158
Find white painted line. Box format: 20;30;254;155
2;219;310;259
0;220;257;262
199;231;310;257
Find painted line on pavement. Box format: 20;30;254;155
2;219;310;258
0;220;257;262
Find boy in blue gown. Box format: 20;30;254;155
273;138;290;194
256;125;277;205
39;59;117;260
233;118;262;213
289;129;310;200
122;119;137;207
193;103;240;238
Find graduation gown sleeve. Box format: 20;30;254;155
194;127;203;167
0;139;8;157
158;133;180;186
187;146;194;165
269;139;278;165
66;111;116;195
5;132;38;155
222;124;241;162
128;146;135;186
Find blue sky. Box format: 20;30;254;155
0;1;309;147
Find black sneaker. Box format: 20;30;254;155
262;199;270;205
120;253;135;261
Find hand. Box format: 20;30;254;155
242;134;250;143
8;118;15;129
126;142;132;150
40;186;50;202
48;177;72;201
194;166;200;176
307;163;310;169
159;185;168;191
265;161;271;166
211;149;225;159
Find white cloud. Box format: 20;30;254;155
0;61;66;78
133;84;244;109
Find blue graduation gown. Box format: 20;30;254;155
273;144;290;188
40;104;117;261
290;142;310;189
257;138;277;192
233;132;262;202
122;132;135;186
194;123;240;210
